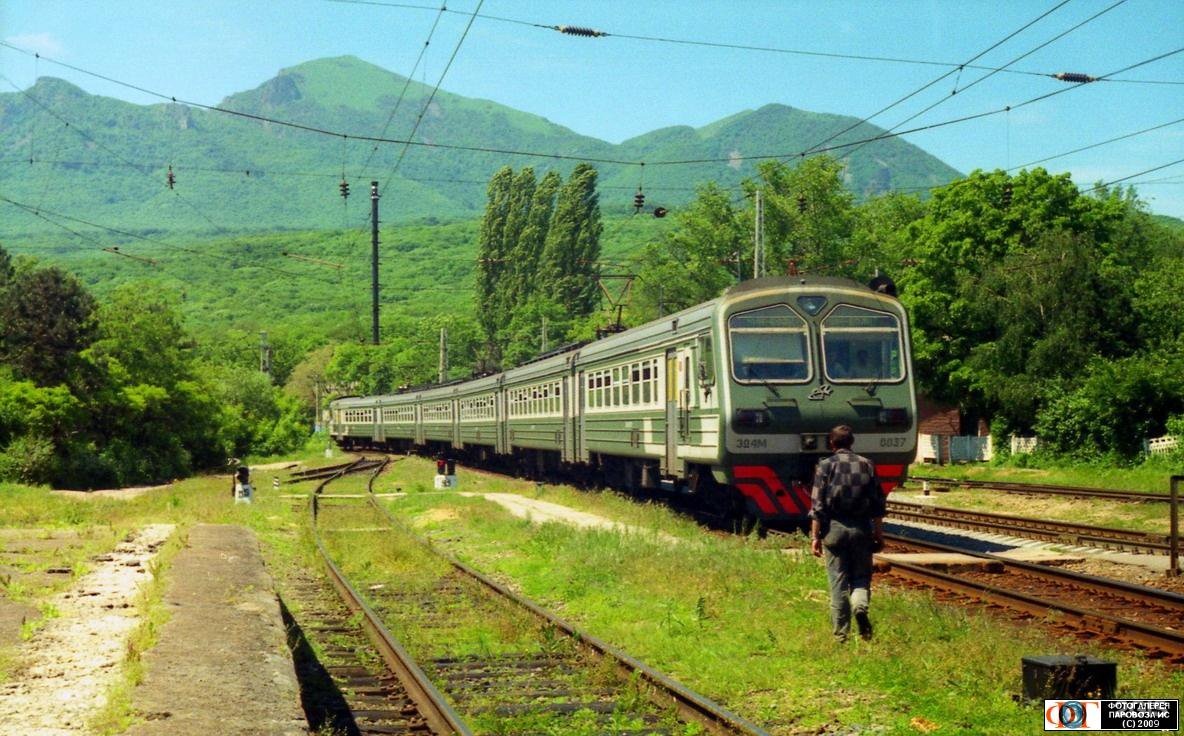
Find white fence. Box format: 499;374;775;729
1010;436;1039;455
1146;435;1179;456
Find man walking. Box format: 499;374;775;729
809;425;886;642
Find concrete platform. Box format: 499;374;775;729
125;524;306;736
876;552;1005;573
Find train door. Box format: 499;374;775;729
414;401;424;446
664;348;693;476
373;405;384;443
496;388;508;455
664;350;679;475
451;398;461;450
573;370;586;463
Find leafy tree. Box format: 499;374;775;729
476;167;514;357
498;168;537;314
510;170;561;306
0;266;97;386
284;344;335;413
540;163;602;316
88;284;191;388
898;168;1152;432
743;157;856;274
498;295;572;367
0;243;12;288
631;181;745;320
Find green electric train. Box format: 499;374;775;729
329;274;917;524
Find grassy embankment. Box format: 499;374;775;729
2;450;1181;735
363;458;1183;736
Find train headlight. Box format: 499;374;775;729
877;408;909;426
733;409;771;428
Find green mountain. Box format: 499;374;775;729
0;55;961;237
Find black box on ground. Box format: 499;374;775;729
1022;655;1116;700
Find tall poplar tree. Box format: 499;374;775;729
540;163;602;316
476;167;514;359
510;170;561;307
496;168;537;321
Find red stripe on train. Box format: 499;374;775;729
734;482;778;515
734;465;812;516
877;463;905;494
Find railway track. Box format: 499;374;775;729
879;534;1184;664
286;457;470;736
308;460;772;736
288;456;388;482
908;475;1171;503
885;499;1172;555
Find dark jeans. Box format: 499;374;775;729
822;518;873;639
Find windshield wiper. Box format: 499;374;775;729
759;379;781;398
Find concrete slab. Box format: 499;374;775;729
876;552;1005;573
125;524;305;736
994;548;1086;564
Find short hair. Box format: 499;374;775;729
828;425;854;450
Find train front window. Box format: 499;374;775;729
729;305;810;382
821;305;904;382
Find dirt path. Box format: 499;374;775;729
0;524;174;736
461;492;679;542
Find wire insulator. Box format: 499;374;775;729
339;179;351;199
633;189;645;213
166;165;176;190
1054;72;1097;84
557;25;607;38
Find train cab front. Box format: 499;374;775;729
717;277;917;526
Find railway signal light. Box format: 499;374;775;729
653;206;668;218
166;165;176;190
339;178;350;199
633;189;645;213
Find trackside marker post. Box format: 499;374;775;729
1170;475;1181;576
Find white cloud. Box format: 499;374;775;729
4;33;64;56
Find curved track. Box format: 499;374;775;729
312;457;773;736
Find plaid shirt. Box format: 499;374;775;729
809;449;885;523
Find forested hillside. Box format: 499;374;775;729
0;55;961;237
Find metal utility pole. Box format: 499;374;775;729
259;331;271;377
370;180;380;345
438;327;448;384
753;189;765;279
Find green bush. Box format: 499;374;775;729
0;434;59;485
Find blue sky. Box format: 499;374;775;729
3;0;1182;216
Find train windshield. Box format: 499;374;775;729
821;305;904;382
729;305;810;382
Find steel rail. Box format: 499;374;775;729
886;500;1170;554
291;457;386;482
365;494;773;736
310;462;474;736
908;475;1169;503
880;534;1184;661
882;533;1184;610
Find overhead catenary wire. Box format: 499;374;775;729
1081;157;1184;194
324;0;1182;85
1008;115;1184;171
354;1;449;180
835;0;1130;163
376;0;486;195
802;0;1074;157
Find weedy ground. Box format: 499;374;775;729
0;448;1181;736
